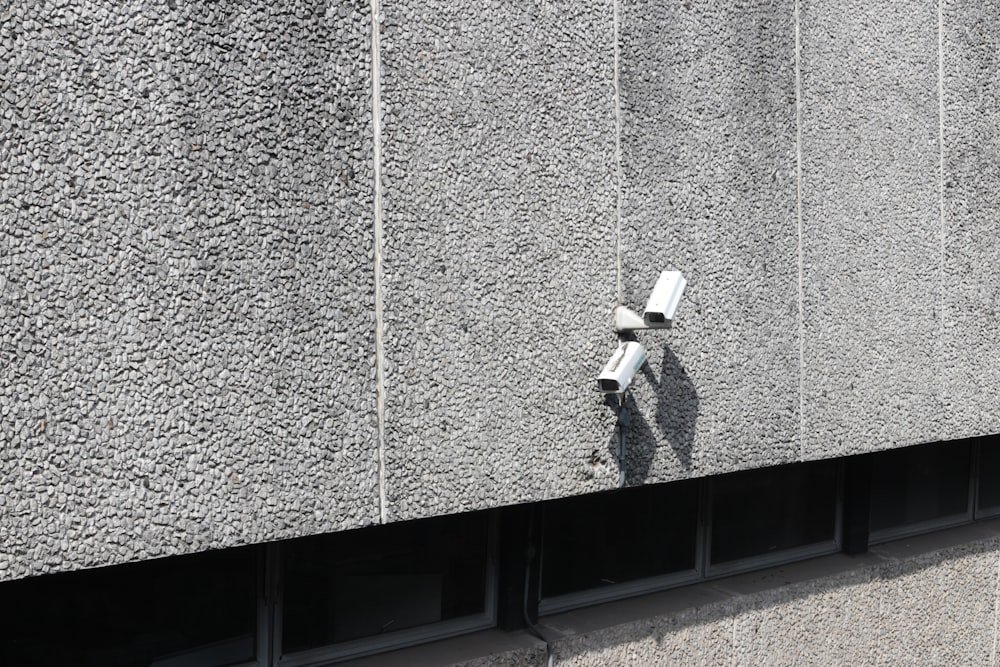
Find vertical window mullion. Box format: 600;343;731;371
267;543;282;667
483;510;502;626
698;477;712;576
971;440;982;519
255;545;270;667
842;454;872;554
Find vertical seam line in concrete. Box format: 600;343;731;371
876;590;884;661
992;553;1000;664
937;0;946;421
613;0;624;305
369;0;388;524
730;617;738;667
794;0;805;461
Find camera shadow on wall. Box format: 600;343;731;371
612;344;698;485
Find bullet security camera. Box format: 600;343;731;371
597;341;646;395
642;270;686;328
612;270;687;333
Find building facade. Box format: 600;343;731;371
2;0;999;664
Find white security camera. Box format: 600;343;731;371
597;341;647;395
642;270;686;328
613;270;687;332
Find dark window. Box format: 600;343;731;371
977;437;1000;516
280;512;492;655
870;440;972;537
0;546;257;667
540;481;698;600
709;460;839;566
6;436;1000;666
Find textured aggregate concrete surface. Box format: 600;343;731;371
617;0;799;483
4;0;1000;579
550;603;735;666
728;569;882;665
378;0;620;520
0;0;379;579
467;534;1000;666
872;545;996;665
798;0;944;458
941;0;1000;438
446;645;549;667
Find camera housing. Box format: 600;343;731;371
642;270;686;328
597;341;647;395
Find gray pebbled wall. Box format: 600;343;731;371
799;0;944;458
3;0;1000;578
941;0;1000;438
452;531;1000;666
617;0;800;483
0;0;379;580
378;0;619;520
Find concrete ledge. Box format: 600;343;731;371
339;628;546;667
348;518;1000;666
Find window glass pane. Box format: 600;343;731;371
0;546;257;667
281;512;491;654
977;437;1000;513
540;481;698;599
870;441;971;533
710;460;838;565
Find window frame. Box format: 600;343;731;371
537;461;846;616
536;482;705;616
537;567;702;617
272;513;499;667
150;637;259;667
867;442;975;546
703;461;844;578
973;438;1000;520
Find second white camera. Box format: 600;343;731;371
597;341;647;395
642;270;686;328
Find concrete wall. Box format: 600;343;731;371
941;0;1000;437
1;0;380;579
378;0;619;520
799;0;942;458
617;0;800;481
451;526;1000;666
2;0;1000;578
